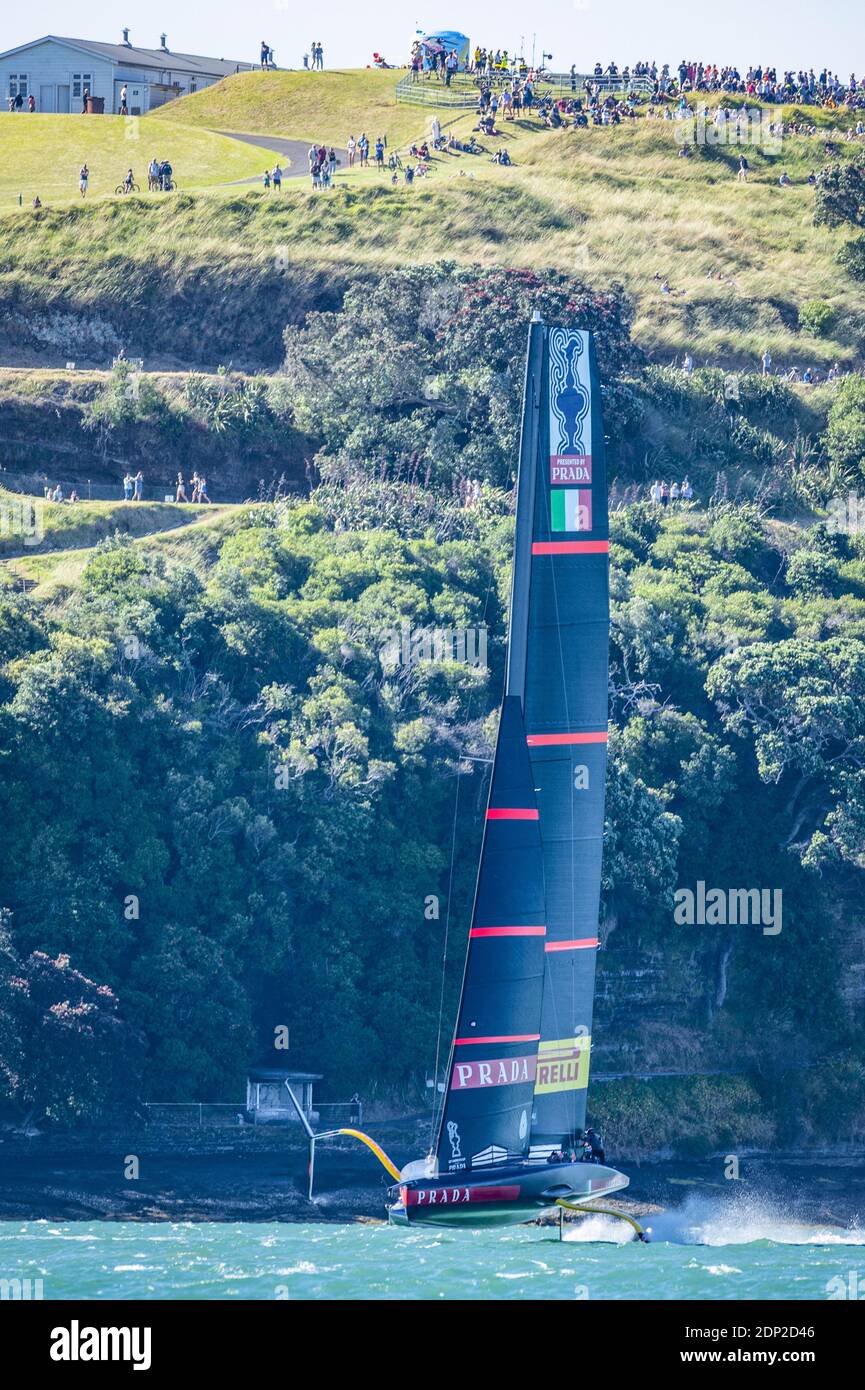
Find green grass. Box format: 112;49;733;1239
0;488;231;559
1;72;864;367
150;68;456;147
0;112;277;203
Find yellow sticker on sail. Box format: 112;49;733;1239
533;1036;591;1094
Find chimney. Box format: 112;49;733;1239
122;28;131;46
160;33;168;51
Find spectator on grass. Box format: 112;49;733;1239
347;134;357;167
133;471;144;501
175;472;189;502
273;163;283;190
761;348;772;375
737;154;748;181
263;169;271;190
79;164;89;197
123;473;133;501
28;94;35;112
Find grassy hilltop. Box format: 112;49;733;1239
0;69;862;367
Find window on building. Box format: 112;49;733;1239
71;73;93;98
8;74;29;97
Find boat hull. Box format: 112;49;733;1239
387;1161;629;1228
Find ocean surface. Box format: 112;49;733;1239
2;1192;864;1299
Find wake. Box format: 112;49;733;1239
564;1190;865;1246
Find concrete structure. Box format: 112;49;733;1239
0;30;254;115
245;1066;323;1125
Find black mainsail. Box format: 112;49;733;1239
434;319;610;1173
434;695;548;1175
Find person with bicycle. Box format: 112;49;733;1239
160;160;173;191
124;168;135;193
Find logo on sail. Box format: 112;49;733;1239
446;1120;462;1161
533;1036;592;1094
549;328;592;480
550;489;592;533
451;1054;538;1090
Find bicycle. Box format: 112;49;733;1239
114;181;141;195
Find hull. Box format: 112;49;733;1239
387;1161;628;1228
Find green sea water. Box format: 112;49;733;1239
2;1195;863;1300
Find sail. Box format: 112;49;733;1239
435;695;548;1176
507;324;610;1155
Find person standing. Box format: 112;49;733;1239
119;84;128;115
133;470;144;501
272;163;283;191
81;86;90;114
28;93;35;112
79;163;89;197
761;348;772;375
175;471;189;502
347;134;356;167
123;472;133;501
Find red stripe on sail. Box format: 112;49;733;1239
545;938;599;952
532;540;609;555
454;1033;541;1045
486;807;539;820
469;925;546;937
526;731;608;746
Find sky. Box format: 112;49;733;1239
1;1;861;74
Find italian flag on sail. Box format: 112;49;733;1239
550;489;592;533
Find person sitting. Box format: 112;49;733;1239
547;1147;564;1164
779;170;793;185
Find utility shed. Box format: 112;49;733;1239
245;1067;322;1125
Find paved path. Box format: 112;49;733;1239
219;131;348;180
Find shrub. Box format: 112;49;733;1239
798;299;835;337
836;234;865;282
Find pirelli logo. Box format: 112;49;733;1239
533;1035;591;1095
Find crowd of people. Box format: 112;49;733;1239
308;142;340;188
648;478;695;508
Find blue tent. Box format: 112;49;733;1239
419;30;470;70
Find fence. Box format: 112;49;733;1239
142;1103;247;1127
395;70;654;108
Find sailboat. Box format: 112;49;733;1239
303;318;631;1230
385;317;629;1227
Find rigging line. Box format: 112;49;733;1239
428;544;501;1151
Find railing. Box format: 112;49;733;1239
395;70;654;107
142;1102;247;1126
315;1101;363;1128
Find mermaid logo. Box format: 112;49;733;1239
549;329;592;485
447;1121;462;1160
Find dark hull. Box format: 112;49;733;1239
388;1161;629;1227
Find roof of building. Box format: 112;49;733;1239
247;1067;323;1083
0;34;254;77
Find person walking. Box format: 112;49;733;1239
347;135;356;168
737;153;749;181
175;471;189;503
119;84;128;115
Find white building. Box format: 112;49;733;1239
0;30;255;115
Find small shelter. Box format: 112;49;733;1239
245;1065;322;1125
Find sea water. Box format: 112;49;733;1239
1;1194;863;1300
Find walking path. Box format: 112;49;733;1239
218;131;348;179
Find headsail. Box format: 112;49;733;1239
434;696;548;1175
506;323;610;1155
